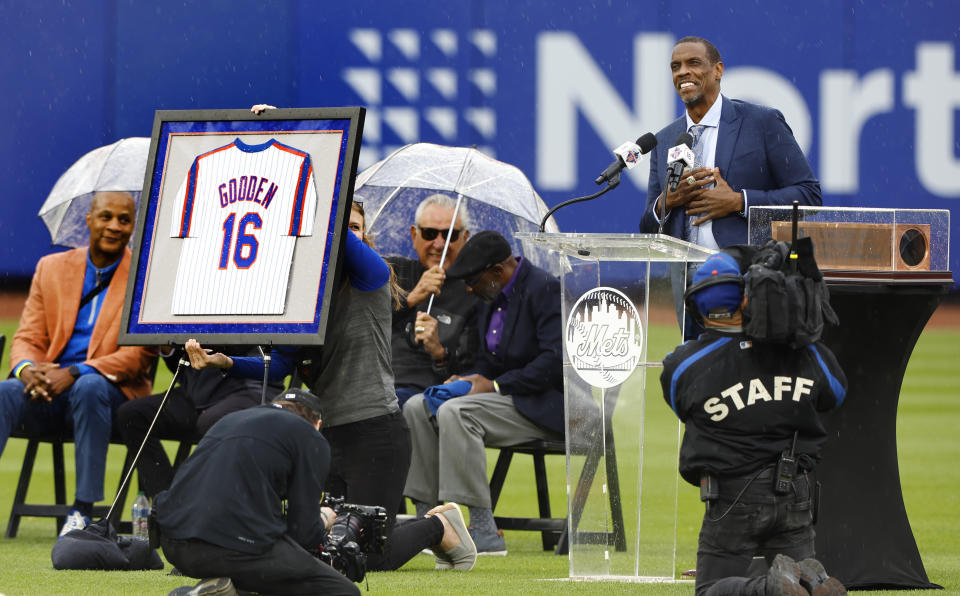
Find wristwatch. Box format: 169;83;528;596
68;365;82;379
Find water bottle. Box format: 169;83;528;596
132;491;150;539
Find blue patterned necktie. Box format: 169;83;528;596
684;124;707;243
688;124;706;168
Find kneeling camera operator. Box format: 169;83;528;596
155;389;362;596
663;251;849;595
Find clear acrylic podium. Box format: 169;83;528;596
516;232;714;581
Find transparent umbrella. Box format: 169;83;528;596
38;137;150;247
353;143;560;275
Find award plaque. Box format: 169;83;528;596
771;221;931;271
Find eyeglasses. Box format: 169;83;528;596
418;226;462;242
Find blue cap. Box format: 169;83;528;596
690;253;743;318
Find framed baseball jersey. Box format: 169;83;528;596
119;107;364;346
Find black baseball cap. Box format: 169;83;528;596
445;230;512;280
273;387;324;418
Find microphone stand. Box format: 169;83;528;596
658;170;672;235
105;355;188;526
538;174;620;233
259;344;272;404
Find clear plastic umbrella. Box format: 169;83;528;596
38;137;150;247
353;143;561;275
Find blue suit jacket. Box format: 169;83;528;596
473;261;565;434
640;96;822;247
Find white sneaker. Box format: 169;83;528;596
58;510;89;538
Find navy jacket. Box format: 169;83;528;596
472;261;564;434
641;96;822;247
661;330;846;486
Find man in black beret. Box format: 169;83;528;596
402;230;564;556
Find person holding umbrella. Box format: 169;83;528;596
387;194;479;408
0;191;156;536
251;104;477;572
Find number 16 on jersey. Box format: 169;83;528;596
168;138;318;315
220;212;262;269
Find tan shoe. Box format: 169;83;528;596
427;502;477;571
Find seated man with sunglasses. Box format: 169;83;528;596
386;194;480;409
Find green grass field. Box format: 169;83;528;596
0;319;957;595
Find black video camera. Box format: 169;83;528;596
316;496;388;583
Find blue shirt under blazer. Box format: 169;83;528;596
640;96;822;247
472;261;565;434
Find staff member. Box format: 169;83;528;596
661;253;846;596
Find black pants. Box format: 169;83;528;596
696;468;815;596
322;411;418;571
160;534;359;596
116;388;259;497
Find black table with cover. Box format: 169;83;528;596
816;270;951;590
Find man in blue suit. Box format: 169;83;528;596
640;36;821;248
402;231;563;557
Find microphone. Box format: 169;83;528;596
666;132;695;192
594;132;657;186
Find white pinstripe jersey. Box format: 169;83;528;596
169;138;317;315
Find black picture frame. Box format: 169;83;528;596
118;107;365;347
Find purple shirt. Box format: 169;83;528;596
485;257;523;355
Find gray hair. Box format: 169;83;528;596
414;194;471;230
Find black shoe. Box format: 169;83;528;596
766;554;809;596
798;559;846;596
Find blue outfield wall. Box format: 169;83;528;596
1;0;958;285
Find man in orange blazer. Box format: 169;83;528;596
0;191;155;535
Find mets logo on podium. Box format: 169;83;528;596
565;287;644;388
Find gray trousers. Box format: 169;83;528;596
402;392;556;508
